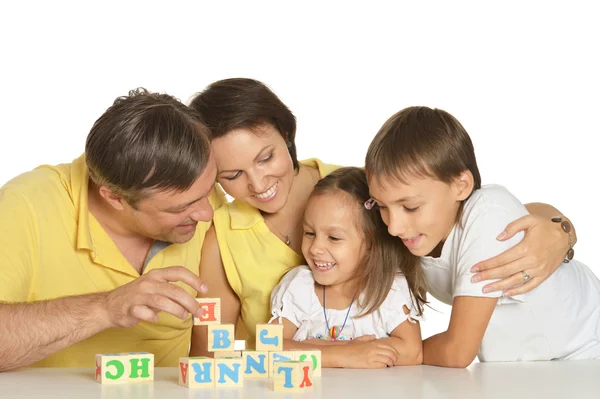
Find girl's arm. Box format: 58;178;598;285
422;296;498;368
274;317;397;368
190;226;241;357
376;305;423;365
471;203;576;296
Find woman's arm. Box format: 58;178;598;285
470;202;576;296
190;226;241;357
422;296;497;368
376;305;423;365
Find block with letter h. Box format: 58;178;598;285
95;352;154;384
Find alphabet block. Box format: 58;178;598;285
292;350;321;377
178;357;215;388
268;351;296;377
273;360;314;392
255;323;283;351
95;354;130;384
208;324;235;351
119;352;154;382
215;357;244;387
194;298;221;325
242;350;269;379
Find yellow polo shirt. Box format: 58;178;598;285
0;155;225;367
213;159;340;347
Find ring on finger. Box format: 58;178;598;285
521;271;531;282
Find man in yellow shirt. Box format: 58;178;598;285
0;88;223;371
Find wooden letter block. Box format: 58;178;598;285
255;323;283;351
214;351;242;358
95;354;130;384
242;350;268;379
178;357;215;388
208;324;235;352
268;351;296;377
215;357;244;387
120;352;154;382
194;298;221;325
293;350;322;377
273;361;314;392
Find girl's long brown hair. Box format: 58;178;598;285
311;167;427;317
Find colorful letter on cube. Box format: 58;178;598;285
215;357;244;387
268;351;296;377
273;360;314;392
208;324;235;351
293;350;322;377
242;350;268;379
178;357;215;388
119;352;154;382
255;323;283;351
194;298;221;325
95;354;130;384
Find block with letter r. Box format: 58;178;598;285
178;357;215;388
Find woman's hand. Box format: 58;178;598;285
470;214;571;297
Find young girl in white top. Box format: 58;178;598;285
365;106;600;367
270;167;425;368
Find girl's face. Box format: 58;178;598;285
211;123;295;214
301;192;366;288
368;173;471;257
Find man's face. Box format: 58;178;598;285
126;154;218;244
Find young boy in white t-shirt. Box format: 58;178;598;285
365;106;600;367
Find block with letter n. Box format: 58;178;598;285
215;357;244;387
242;350;269;379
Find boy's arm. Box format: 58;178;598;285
422;296;497;368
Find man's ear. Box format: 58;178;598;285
454;170;474;201
98;186;127;211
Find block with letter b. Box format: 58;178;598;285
178;357;215;388
273;360;314;392
194;298;221;325
255;323;283;351
208;324;235;352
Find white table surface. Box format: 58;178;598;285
1;361;598;399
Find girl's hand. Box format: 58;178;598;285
340;340;398;368
470;214;569;296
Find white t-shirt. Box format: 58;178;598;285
270;266;421;341
421;184;600;361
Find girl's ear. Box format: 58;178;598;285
453;170;475;201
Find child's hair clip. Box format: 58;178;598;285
364;198;376;210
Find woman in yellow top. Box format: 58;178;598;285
188;78;578;360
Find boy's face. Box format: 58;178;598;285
368;174;466;257
301;192;365;288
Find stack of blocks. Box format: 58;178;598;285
95;352;154;384
179;297;321;392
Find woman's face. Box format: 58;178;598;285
211;123;296;213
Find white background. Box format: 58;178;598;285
1;1;598;341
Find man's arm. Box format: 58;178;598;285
0;266;207;372
0;294;110;371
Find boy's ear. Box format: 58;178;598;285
98;185;127;211
454;170;475;201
